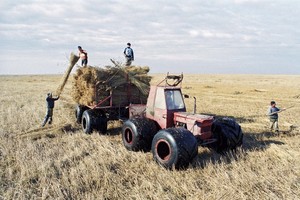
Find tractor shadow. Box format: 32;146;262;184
105;126;122;136
105;120;123;136
191;130;285;169
62;121;122;136
19;123;82;141
62;123;82;133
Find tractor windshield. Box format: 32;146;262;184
165;90;185;110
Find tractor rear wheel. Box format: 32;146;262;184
122;118;157;152
151;128;198;169
211;117;243;153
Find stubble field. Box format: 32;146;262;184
0;73;299;199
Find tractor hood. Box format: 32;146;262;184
174;112;214;123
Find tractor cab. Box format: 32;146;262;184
145;74;213;139
144;74;185;129
146;85;186;129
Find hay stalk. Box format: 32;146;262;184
56;53;79;96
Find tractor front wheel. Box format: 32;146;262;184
151;128;198;169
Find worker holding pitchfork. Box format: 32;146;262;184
78;46;88;67
267;100;286;133
42;92;59;127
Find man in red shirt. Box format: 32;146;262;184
78;46;88;66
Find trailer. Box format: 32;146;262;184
73;66;150;134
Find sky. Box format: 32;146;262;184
0;0;300;75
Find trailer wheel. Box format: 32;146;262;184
95;110;108;134
82;109;95;134
151;128;198;169
211;117;243;153
75;105;87;124
122;118;157;152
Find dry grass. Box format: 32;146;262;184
0;74;300;199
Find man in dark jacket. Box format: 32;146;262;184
42;92;59;127
267;100;285;133
123;42;134;66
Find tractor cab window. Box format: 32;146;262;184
155;88;166;109
165;90;185;110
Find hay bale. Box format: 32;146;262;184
71;65;151;106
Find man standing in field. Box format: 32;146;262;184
78;46;88;66
42;92;59;127
123;42;134;66
267;100;285;133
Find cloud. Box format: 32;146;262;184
0;0;300;74
233;0;261;4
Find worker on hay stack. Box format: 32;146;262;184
123;42;134;66
41;92;59;127
78;46;88;66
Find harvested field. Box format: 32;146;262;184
0;74;299;199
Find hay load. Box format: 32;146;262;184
72;64;151;107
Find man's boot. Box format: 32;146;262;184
48;117;52;125
42;120;46;127
42;116;48;127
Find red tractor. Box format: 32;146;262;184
122;74;243;169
